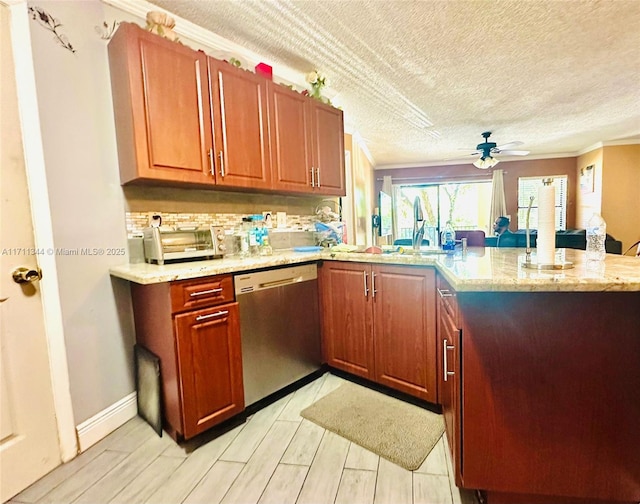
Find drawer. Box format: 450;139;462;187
170;275;234;313
437;275;458;325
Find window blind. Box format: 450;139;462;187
517;176;567;230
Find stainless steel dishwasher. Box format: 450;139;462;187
234;263;322;406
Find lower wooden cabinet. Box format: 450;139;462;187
320;261;437;402
436;275;461;484
174;303;243;439
131;275;244;440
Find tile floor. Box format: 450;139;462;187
11;373;477;504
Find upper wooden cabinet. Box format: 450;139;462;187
208;58;271;189
269;85;346;195
310;101;345;196
108;22;344;194
268;83;313;192
108;22;213;185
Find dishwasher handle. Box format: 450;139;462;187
259;277;296;289
235;265;318;295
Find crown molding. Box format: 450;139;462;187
577;138;640;156
374;152;577;170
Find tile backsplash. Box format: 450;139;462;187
126;211;317;235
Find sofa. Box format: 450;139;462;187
484;229;623;254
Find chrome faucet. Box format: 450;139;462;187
412;196;425;250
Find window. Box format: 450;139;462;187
517;176;567;230
393;181;492;244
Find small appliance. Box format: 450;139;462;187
142;225;226;264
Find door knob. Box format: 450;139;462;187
12;267;42;284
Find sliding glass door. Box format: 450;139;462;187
393;181;492;244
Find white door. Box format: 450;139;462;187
0;3;62;500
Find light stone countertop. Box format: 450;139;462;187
109;247;640;292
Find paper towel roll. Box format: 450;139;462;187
537;181;556;264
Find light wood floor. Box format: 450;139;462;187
11;373;477;504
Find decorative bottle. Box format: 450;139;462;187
586;213;606;261
441;221;456;251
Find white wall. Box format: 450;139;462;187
28;0;134;423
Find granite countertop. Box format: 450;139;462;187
109;247;640;292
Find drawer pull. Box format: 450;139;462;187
443;338;455;381
437;288;454;298
219;151;225;178
208;149;215;176
190;287;223;297
363;271;369;297
196;310;228;321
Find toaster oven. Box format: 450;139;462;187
142;226;226;264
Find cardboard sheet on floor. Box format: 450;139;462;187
134;344;162;437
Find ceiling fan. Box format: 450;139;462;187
462;131;530;169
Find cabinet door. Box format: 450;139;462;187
319;262;374;379
310;101;345;196
373;266;437;401
208;59;271;189
174;302;244;439
268;83;313;192
439;307;461;484
108;23;213;185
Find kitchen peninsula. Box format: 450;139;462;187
110;248;640;504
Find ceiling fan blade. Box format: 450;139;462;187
497;149;530;156
443;151;480;161
494;141;523;150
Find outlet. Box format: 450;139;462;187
148;212;162;227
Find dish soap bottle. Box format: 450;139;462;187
441;221;456;251
586;213;606;261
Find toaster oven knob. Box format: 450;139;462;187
216;232;225;241
218;244;226;252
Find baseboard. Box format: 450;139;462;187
76;392;137;452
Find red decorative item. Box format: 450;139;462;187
255;63;272;80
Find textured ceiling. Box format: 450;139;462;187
145;0;640;167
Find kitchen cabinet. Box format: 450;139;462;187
436;275;461;485
319;261;437;401
108;22;344;195
319;261;374;379
108;22;213;185
437;280;640;503
208;58;271;189
268;83;313;192
130;274;244;440
309;101;345;196
268;84;345;195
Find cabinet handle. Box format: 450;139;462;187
363;271;369;297
208;149;215;176
196;310;229;321
437;288;454;298
218;151;225;178
371;272;377;298
310;166;315;187
443;338;455;381
190;287;223;297
316;167;321;187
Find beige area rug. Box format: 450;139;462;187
301;382;444;471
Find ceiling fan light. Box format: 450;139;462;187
473;156;499;169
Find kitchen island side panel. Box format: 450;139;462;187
458;291;640;502
130;283;183;438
